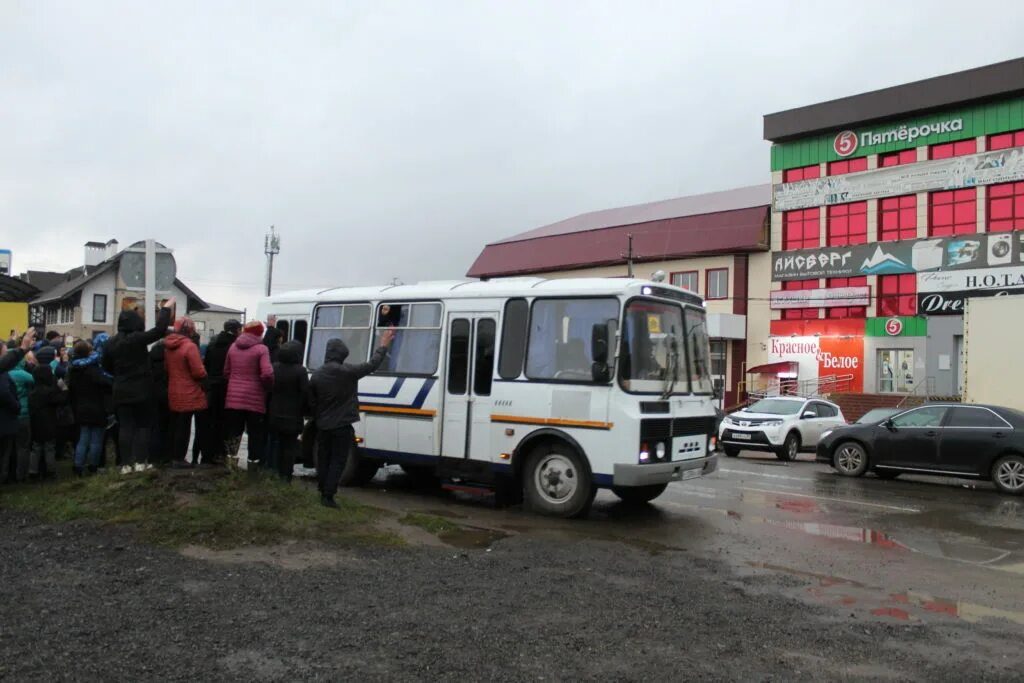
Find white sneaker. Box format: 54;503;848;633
133;464;145;473
120;466;132;475
144;464;154;471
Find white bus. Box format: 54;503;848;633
256;277;720;517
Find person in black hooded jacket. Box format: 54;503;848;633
202;319;240;465
28;364;67;478
102;299;174;469
267;341;308;482
308;333;392;507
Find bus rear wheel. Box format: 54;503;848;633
523;442;594;518
612;483;668;505
337;448;380;487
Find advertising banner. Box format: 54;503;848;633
917;265;1024;292
772;233;1023;281
917;289;1024;315
773;145;1024;212
767;322;865;392
769;286;870;309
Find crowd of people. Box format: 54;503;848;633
0;297;395;507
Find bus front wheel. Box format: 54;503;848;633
612;483;668;505
523;442;594;518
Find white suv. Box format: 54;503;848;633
718;396;846;461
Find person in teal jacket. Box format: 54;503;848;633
9;355;35;482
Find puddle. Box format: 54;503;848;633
438;527;508;549
731;511;908;551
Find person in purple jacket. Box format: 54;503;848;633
224;320;273;469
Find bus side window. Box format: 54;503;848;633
374;302;442;375
447;319;470;395
293;319;308;345
474;319;496;396
498;298;528;379
276;319;290;341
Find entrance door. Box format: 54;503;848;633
441;313;498;461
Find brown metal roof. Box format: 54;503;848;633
764;58;1024;142
467;186;770;279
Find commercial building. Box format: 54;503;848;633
468;185;772;408
758;57;1024;398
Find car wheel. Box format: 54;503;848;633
523;442;594;518
992;454;1024;496
776;432;800;462
833;442;868;477
724;446;740;458
612;483;669;505
874;469;901;480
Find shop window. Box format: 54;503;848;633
988;130;1024;151
825;277;867;319
783;164;820;183
878;349;915;394
706;268;728;300
827;157;868;176
930;139;977;160
879;149;917;167
987;181;1024;232
929;189;977;236
879;195;917;242
877;274;916;317
826;202;868;246
670;270;698;293
781;280;819;320
782;208;820;250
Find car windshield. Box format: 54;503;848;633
746;398;804;415
856;408;899;424
620;299;685;395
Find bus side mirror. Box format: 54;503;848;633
591;324;609;364
591;321;618;384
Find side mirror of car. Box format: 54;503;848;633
802;410;816;419
883;418;896;431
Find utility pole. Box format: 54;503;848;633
622;233;635;278
264;226;280;297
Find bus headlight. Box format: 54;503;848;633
656;442;666;460
639;442;651;463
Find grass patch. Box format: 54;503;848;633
0;465;402;549
398;512;461;535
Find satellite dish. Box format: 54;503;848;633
651;270;667;283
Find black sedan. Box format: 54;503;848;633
816;403;1024;495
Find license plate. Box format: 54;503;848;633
682;469;701;481
732;433;751;440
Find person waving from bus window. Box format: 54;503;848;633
308;329;394;508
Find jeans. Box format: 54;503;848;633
203;383;227;463
117;402;155;467
75;426;105;469
319;425;354;498
228;410;266;466
169;411;195;463
14;417;30;481
29;440;56;476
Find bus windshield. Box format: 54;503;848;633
620;300;713;395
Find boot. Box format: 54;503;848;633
87;465;98;475
320;495;338;509
73;466;84;477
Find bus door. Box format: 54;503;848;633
441;313;498;460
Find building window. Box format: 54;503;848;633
878;274;916;317
879;195;917;242
987;181;1024;232
58;305;74;324
929;189;977;236
988;130;1024;151
826;202;868;246
827;157;867;176
92;294;107;323
45;307;57;325
783;208;820;250
879;149;917;167
825;276;867;319
710;340;727;400
670;271;699;293
706;269;728;300
783;164;820;183
878;349;915;394
930;139;977;160
781;280;819;320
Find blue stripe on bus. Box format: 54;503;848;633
411;378;436;409
358;377;406;399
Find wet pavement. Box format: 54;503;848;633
343;452;1024;632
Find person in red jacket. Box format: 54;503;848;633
164;317;208;467
225;320;273;469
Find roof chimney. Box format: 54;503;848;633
84;241;106;268
105;239;119;260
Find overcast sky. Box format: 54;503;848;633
2;1;1022;314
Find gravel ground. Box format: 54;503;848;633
0;509;1019;682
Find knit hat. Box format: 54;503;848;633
35;345;57;366
243;320;265;337
224;319;242;334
